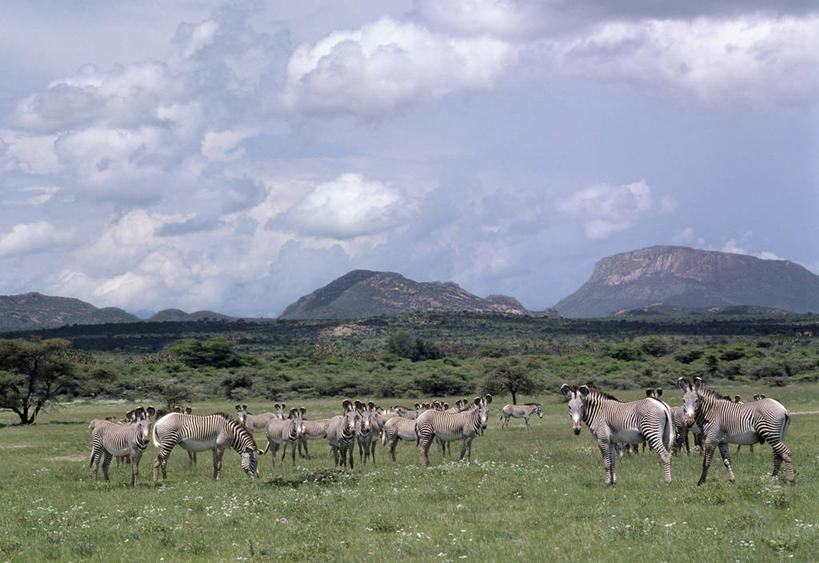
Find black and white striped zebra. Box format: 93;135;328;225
678;377;794;485
89;406;152;487
415;395;492;466
262;407;306;466
382;404;424;462
151;412;260;481
326;400;360;469
561;384;675;485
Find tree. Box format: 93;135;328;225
0;339;88;425
165;338;253;369
480;357;539;405
386;331;442;362
139;378;193;411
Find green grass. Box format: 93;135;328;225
1;384;817;561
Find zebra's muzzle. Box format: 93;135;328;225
573;426;581;435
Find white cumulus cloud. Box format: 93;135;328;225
558;179;662;239
285;17;516;116
0;221;70;256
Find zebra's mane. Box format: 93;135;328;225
697;386;733;402
586;387;621;402
524;402;541;406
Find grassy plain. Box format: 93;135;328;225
1;384;817;562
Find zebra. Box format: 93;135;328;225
678;377;794;486
151;412;260;481
382;404;424;462
670;405;702;456
298;417;334;459
560;384;674;485
89;406;152;487
415;395;492;466
355;401;380;464
392;404;421;419
262;407;306;466
326;400;360;470
235;404;281;432
499;403;543;430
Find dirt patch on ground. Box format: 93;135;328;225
320;324;370;338
47;455;87;462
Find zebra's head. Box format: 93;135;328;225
535;404;543;418
678;377;701;426
275;403;287;419
289;407;306;438
561;384;588;435
134;407;151;443
342;400;359;435
474;395;492;430
235;404;249;426
241;448;260;478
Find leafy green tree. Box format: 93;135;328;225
386;331;442;362
0;339;88;424
139;378;193;411
480;357;539;404
637;336;674;357
165;338;253;369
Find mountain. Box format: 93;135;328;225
611;304;792;318
149;309;234;322
279;270;533;320
0;292;138;329
554;246;819;318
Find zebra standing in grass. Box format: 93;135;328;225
262;407;305;466
152;412;260;481
415;395;492;466
499;403;543;430
678;377;794;486
326;400;360;469
560;384;674;485
355;402;380;464
235;404;282;432
89;407;152;487
383;404;424;462
298;416;333;459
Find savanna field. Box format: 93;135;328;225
1;385;817;562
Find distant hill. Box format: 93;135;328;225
555;246;819;318
149;309;234;322
0;292;138;330
279;270;538;320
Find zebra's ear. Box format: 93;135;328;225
645;389;653;397
300;407;307;415
473;397;481;407
677;377;689;391
185;407;192;414
342;399;352;410
560;384;572;398
147;406;156;417
354;400;364;410
578;385;590;397
235;404;242;411
694;377;704;389
242;405;248;410
484;394;492;404
655;388;663;398
368;401;375;410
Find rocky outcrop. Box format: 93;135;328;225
554;246;819;318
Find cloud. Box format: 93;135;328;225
721;239;784;261
556;15;819;109
0;221;72;256
285;17;516;116
280;173;414;239
416;0;544;37
558;179;665;239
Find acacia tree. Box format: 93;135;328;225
0;339;87;424
480;356;540;405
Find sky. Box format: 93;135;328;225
0;1;817;318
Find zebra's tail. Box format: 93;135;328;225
662;404;675;452
261;440;271;455
780;411;791;442
151;419;161;449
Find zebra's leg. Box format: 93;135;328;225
683;428;690;456
280;442;288;464
130;452;141;487
213;448;224;480
769;440;794;484
597;440;614;485
102;452;113;482
418;435;432;466
300;438;310;459
658;446;672;485
291;441;298;465
524;415;530;430
348;442;354;470
500;415;507;429
461;436;475;464
697;441;717;485
717;443;735;483
91;448;102;481
387;436;398;462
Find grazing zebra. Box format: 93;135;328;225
560;384;674;485
151;412;260;481
297;416;333;459
89;407;152;487
382;404;424;462
326;400;360;469
678;377;794;485
415;395;492;466
262;408;306;466
499;403;543;430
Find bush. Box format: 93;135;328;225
637;336;675;357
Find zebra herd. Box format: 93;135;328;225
87;378;794;488
561;377;794;486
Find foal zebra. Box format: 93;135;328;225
415;395;492;466
499;403;542;430
678;377;794;485
561;384;675;485
152;412;260;481
89;406;152;487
